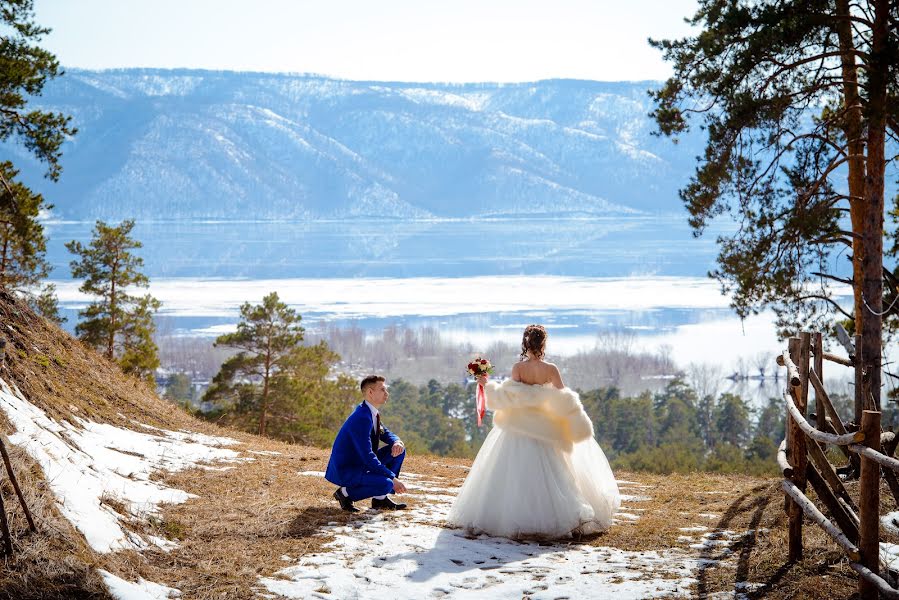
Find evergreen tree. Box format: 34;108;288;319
756;396;787;444
0;1;75;320
30;282;65;324
66;220;160;380
263;342;359;445
203;291;304;436
0;163;62;321
164;373;194;407
714;393;752;448
0;0;76;182
654;379;701;444
651;0;899;414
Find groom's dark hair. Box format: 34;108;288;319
360;375;385;392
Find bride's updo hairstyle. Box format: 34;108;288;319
520;324;547;361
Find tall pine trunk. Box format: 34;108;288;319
856;0;890;416
838;0;869;420
259;335;272;436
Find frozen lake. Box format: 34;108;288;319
44;216;845;389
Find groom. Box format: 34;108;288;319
325;375;408;512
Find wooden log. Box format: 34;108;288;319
858;410;882;600
811;369;858;468
836;323;857;359
838;496;861;528
849;444;899;473
814;333;825;431
782;478;860;562
823;351;855;367
778;439;793;477
810;370;849;435
884;431;899;457
850;562;899;599
807;462;859;544
807;436;858;512
0;438;35;532
0;482;11;555
777;350;802;387
787;337;806;562
884;466;899;510
800;332;812;411
855;334;864;425
786;389;864;446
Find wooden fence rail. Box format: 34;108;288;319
777;332;899;600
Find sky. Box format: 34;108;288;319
34;0;699;83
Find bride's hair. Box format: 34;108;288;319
520;324;547;360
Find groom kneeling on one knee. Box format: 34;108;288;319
326;375;407;512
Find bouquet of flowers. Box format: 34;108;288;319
466;356;494;427
467;357;495;378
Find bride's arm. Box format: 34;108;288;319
549;364;565;389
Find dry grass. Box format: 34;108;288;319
0;290;886;599
106;439;861;600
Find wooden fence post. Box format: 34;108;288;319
787;336;809;562
813;333;825;430
855;334;865;425
859;409;882;600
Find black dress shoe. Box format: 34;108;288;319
371;496;407;510
333;488;359;512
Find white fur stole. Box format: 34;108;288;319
484;380;594;450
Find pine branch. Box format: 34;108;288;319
797;294;854;319
811;271;853;286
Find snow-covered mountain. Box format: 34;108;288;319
8;69;702;220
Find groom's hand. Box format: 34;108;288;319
391;441;405;457
392;478;407;494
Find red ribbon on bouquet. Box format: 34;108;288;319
476;382;486;427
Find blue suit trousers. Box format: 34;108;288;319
344;446;406;501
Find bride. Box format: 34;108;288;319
447;324;620;539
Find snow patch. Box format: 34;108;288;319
0;378;242;553
100;570;181;600
620;494;652;502
882;512;899;537
260;472;726;599
261;518;696;600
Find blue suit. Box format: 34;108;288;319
325;402;406;501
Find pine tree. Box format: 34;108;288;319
650;0;899;417
0;2;75;321
66;220;160;380
30;282;65;324
0;0;76;183
0;163;63;322
204;292;305;436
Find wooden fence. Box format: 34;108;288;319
778;331;899;599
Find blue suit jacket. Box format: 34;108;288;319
325;403;401;486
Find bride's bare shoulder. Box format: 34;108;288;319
510;361;522;381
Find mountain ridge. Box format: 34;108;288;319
7;69;702;220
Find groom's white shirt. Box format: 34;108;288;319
364;400;379;425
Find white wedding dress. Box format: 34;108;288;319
447;381;620;539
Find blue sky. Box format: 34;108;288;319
35;0;698;82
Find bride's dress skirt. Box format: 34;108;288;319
447;426;620;539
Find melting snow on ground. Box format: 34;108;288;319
99;570;181;600
274;473;741;599
0;377;243;599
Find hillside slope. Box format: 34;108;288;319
0;290;860;599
